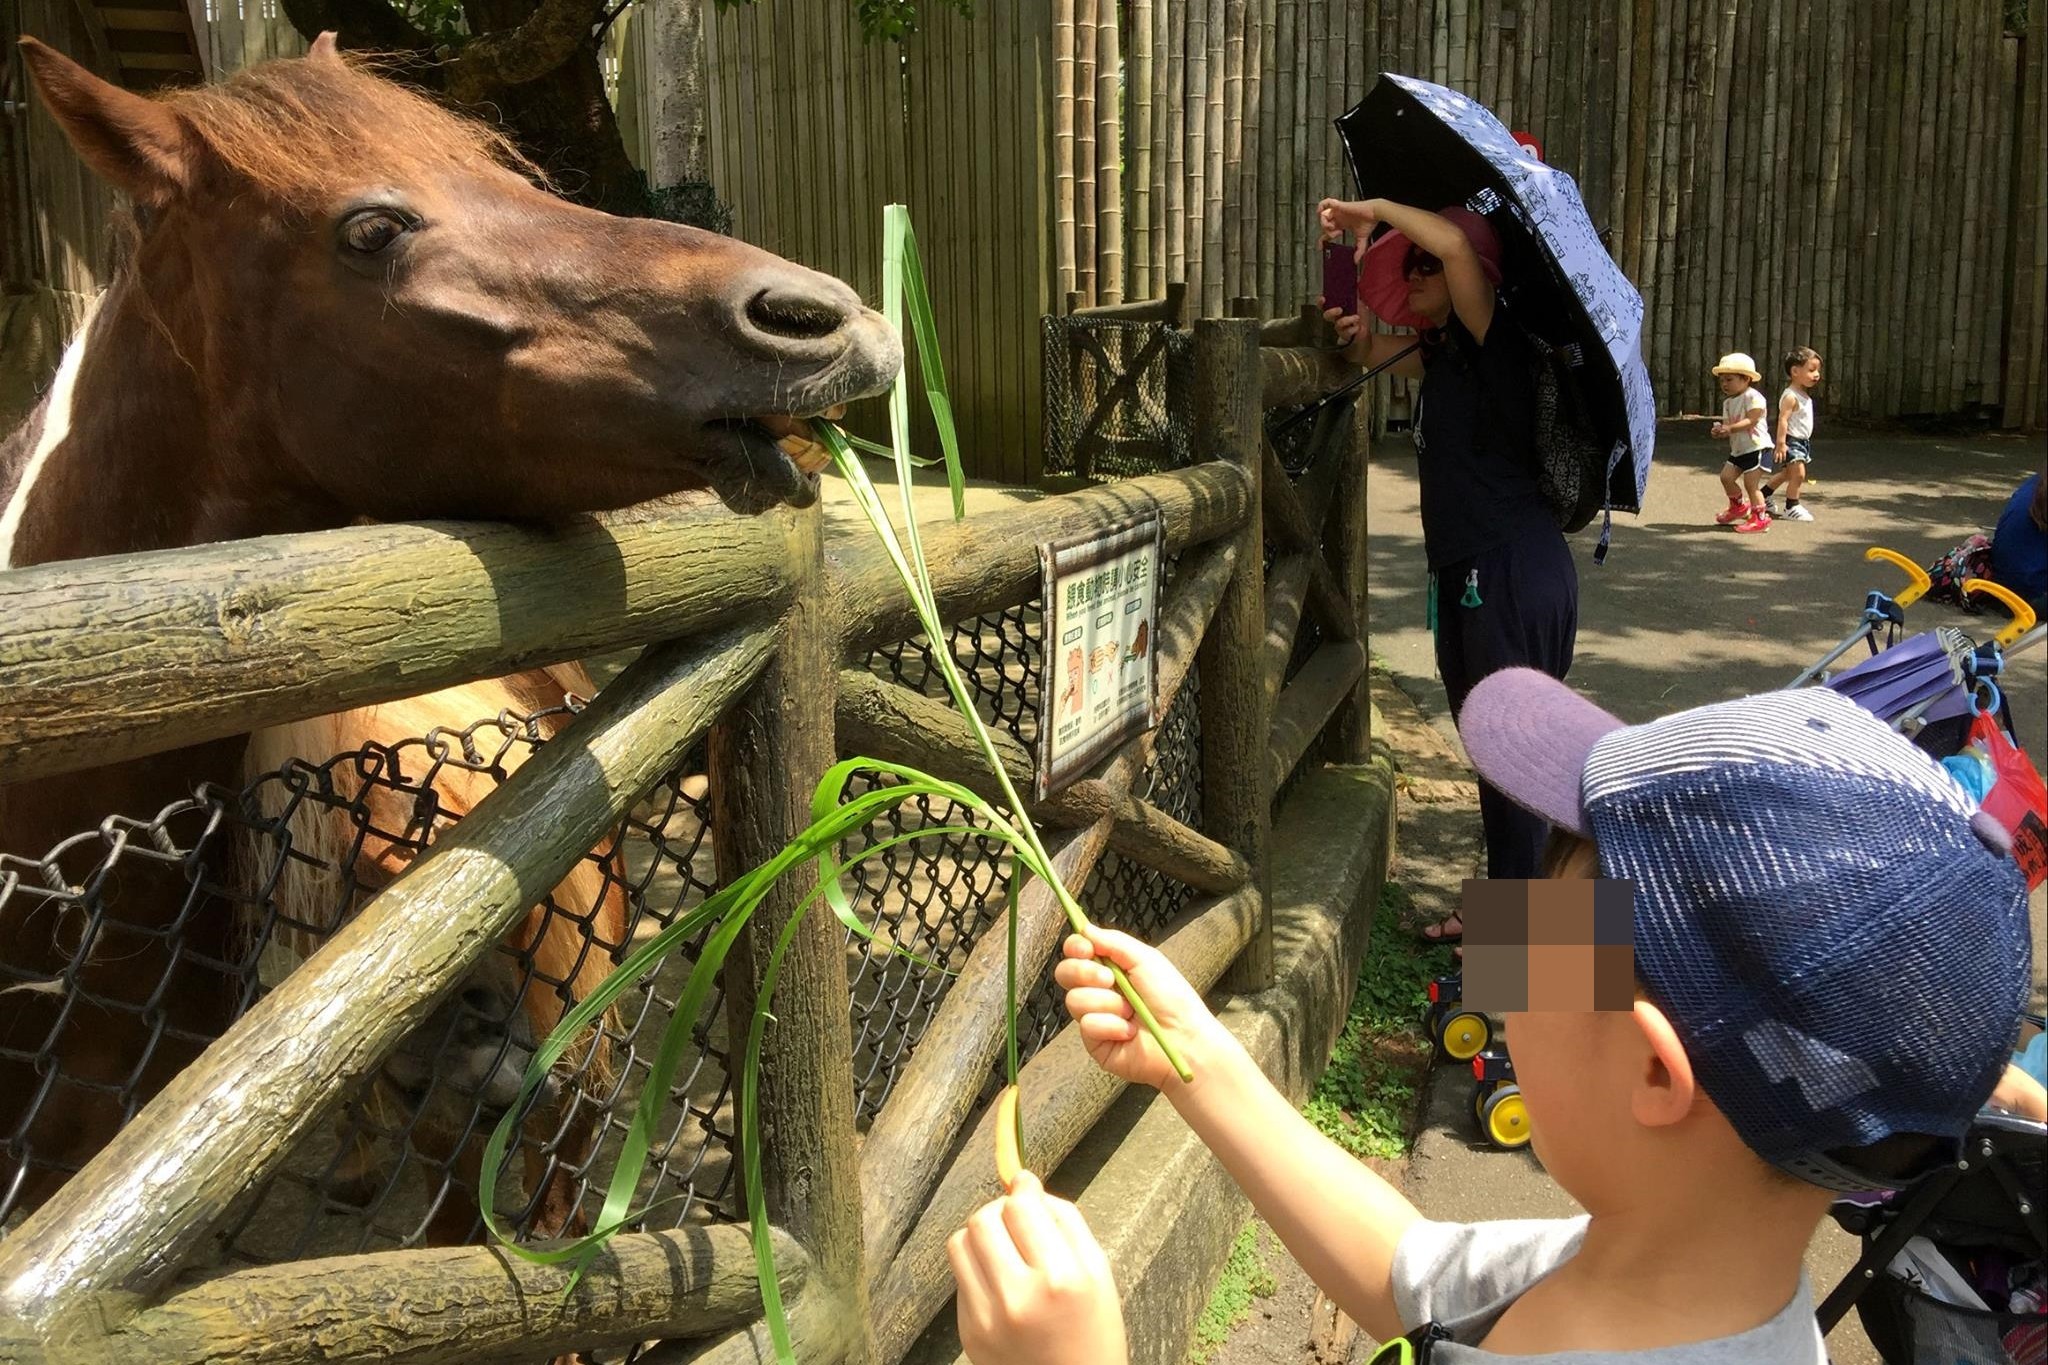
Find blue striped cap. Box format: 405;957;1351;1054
1465;671;2034;1190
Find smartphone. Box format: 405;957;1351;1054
1321;238;1358;316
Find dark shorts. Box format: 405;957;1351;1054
1783;436;1814;464
1727;450;1765;473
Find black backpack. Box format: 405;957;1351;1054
1518;322;1608;534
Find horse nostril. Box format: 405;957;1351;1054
744;287;847;342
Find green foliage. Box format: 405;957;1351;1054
1187;1222;1278;1365
645;176;734;235
399;0;466;48
1304;883;1453;1161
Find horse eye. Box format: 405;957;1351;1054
341;210;410;255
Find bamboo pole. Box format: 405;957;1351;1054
1222;0;1246;304
1879;0;1917;414
1815;0;1848;385
1098;0;1123;304
1985;25;2021;420
1186;0;1210;306
1076;0;1099;307
1276;0;1298;305
1925;0;1958;408
0;508;798;786
1133;0;1155;297
1246;0;1271;309
1303;0;1326;231
1608;0;1634;252
1054;0;1078;304
1623;0;1654;287
1672;0;1707;407
1167;0;1188;287
1325;393;1374;764
1640;0;1671;393
1956;0;1991;407
1204;0;1228;315
2005;5;2046;427
0;625;775;1344
1699;0;1738;406
1151;0;1171;296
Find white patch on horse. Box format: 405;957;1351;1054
0;298;102;568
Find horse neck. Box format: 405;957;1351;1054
0;273;336;570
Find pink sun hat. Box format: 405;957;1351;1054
1357;205;1505;330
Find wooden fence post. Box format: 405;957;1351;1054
1324;385;1374;765
709;500;869;1364
1193;317;1274;992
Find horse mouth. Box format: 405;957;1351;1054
700;406;848;514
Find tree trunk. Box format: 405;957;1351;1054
647;0;707;189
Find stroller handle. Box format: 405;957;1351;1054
1959;577;2039;647
1863;547;1931;607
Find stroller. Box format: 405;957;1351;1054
1793;555;2048;1362
1818;1016;2048;1365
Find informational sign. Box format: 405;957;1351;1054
1037;516;1162;800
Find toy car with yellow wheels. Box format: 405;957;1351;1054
1470;1048;1531;1150
1423;973;1492;1063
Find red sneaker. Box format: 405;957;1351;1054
1715;502;1750;525
1733;511;1770;533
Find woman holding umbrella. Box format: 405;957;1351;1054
1320;195;1579;926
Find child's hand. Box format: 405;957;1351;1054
1054;927;1221;1091
949;1171;1129;1365
1710;422;1727;439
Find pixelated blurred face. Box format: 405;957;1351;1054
1500;1005;1642;1204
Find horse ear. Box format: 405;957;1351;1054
18;36;196;208
307;31;341;62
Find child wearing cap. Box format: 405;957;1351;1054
1761;347;1823;522
1711;353;1773;533
948;677;2034;1364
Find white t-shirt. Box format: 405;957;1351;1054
1388;1217;1828;1363
1781;386;1816;440
1723;389;1772;455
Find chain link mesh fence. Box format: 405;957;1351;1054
3;597;1210;1286
1042;317;1198;481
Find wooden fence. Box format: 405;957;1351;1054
0;318;1376;1365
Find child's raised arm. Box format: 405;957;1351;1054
1058;930;1426;1339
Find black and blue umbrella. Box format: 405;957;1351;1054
1336;74;1655;520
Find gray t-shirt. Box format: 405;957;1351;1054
1389;1217;1828;1362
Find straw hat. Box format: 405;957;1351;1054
1712;352;1762;382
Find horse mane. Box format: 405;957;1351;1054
161;51;542;207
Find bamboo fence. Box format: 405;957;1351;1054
689;0;2043;468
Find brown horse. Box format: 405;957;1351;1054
0;35;897;1241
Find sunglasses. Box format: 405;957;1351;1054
1403;246;1444;279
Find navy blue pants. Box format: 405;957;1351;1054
1434;526;1580;879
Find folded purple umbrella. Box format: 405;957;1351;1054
1822;629;1973;723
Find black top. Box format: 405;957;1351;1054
1412;312;1557;569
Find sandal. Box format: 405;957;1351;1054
1418;912;1463;944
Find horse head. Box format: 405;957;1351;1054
16;35;901;524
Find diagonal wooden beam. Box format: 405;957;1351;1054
1262;550;1313;702
1268;639;1368;792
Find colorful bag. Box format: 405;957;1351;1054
1926;534;1995;612
1966;708;2048;890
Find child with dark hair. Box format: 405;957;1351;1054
947;675;2033;1364
1763;347;1823;521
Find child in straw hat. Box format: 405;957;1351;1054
1710;353;1773;534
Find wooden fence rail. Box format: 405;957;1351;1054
0;320;1374;1365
